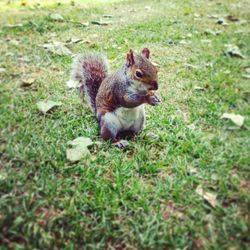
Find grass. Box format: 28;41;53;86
0;0;249;249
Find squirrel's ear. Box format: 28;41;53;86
142;48;150;59
126;49;135;66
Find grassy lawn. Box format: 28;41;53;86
0;0;249;249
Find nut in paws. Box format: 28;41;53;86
148;94;161;106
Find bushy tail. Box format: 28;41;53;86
71;53;109;113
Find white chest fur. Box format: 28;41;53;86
115;105;145;131
102;104;146;133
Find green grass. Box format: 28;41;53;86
0;0;249;249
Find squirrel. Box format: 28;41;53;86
70;48;160;148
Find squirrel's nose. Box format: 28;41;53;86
151;81;158;90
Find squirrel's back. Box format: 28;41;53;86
71;53;109;113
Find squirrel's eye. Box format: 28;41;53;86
135;70;143;78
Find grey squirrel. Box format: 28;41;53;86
70;48;160;148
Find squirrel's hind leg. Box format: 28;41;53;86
100;112;129;148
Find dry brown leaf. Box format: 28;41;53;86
21;78;35;87
244;67;250;74
42;41;72;56
242;74;250;79
4;23;23;28
227;15;239;22
224;44;245;59
194;86;205;91
216;18;228;25
0;68;6;74
66;79;80;89
50;13;64;21
187;166;198;174
196;185;217;208
67;20;89;27
185;64;200;70
91;20;110;26
65;37;83;45
204;29;223;36
103;14;113;18
220;113;245;127
37;100;62;114
9;39;20;46
66;137;93;162
146;132;159;140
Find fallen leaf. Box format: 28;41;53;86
66;147;85;163
146;132;159;140
50;13;64;21
42;41;72;56
9;39;19;46
0;173;7;181
207;14;219;19
242;74;250;79
67;137;93;147
68;20;89;27
187;166;198;174
224;44;245;59
204;29;223;36
238;20;247;25
37;100;62;114
18;56;31;63
103;14;113;18
216;18;228;25
65;37;83;45
194;86;205;91
187;123;196;130
66;79;80;89
220;113;245;127
201;39;211;44
185;64;200;70
227;15;239;22
21;78;35;87
234;30;243;34
79;22;89;27
91;20;110;26
211;173;218;181
66;137;93;162
0;68;6;74
223;70;231;74
179;40;191;45
4;23;23;28
196;185;217;208
244;67;250;74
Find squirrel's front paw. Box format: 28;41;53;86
148;94;161;106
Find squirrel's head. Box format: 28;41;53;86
126;48;158;91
